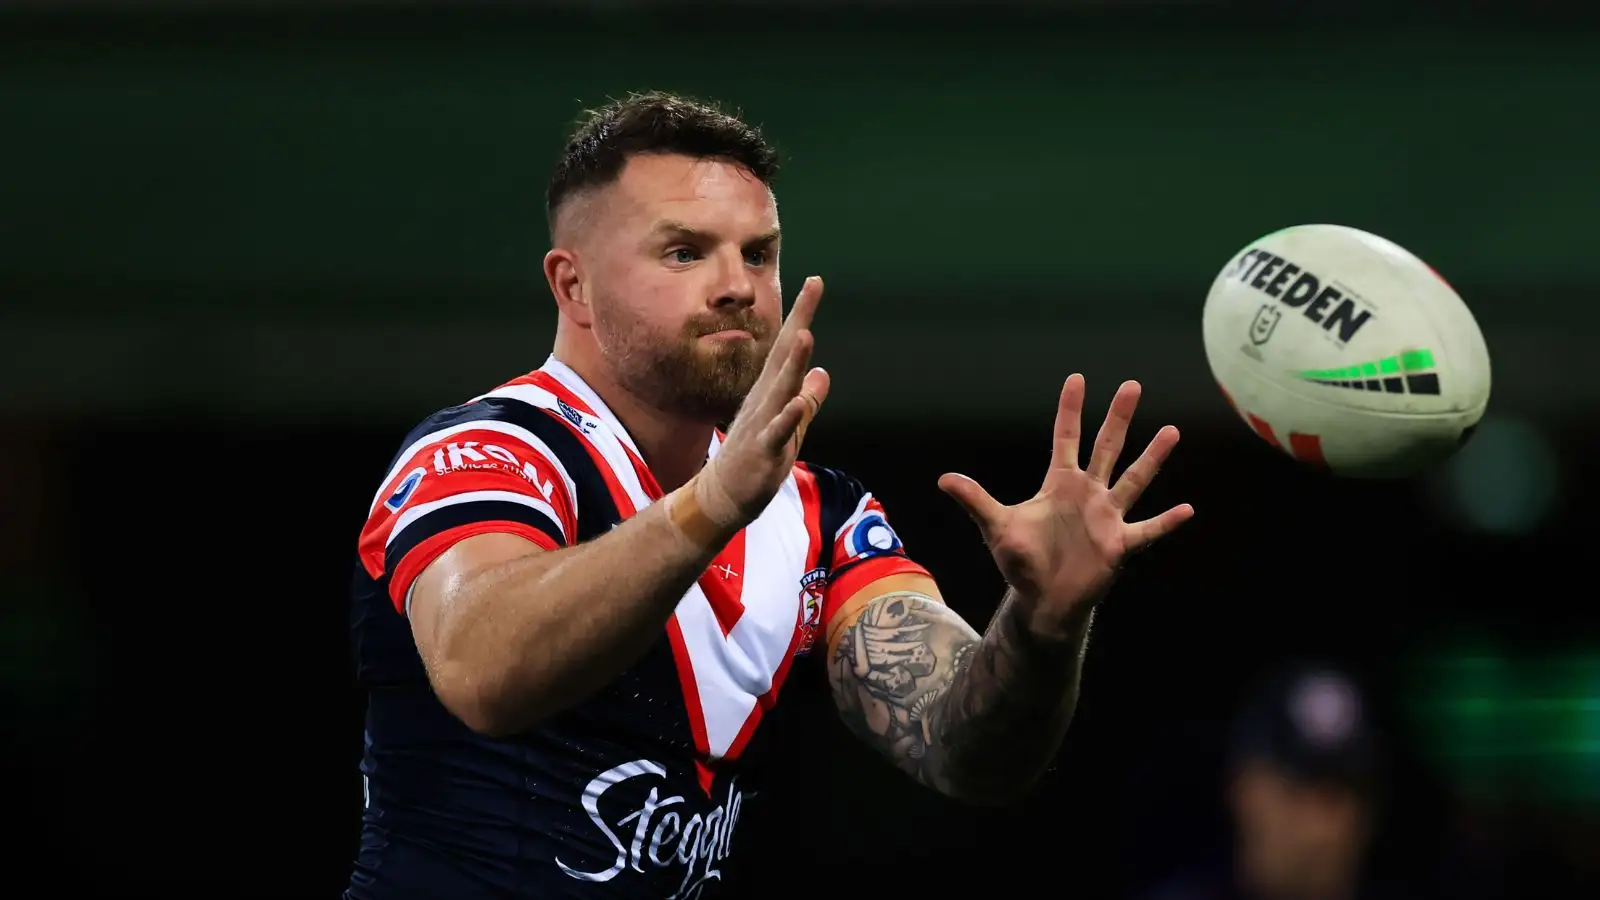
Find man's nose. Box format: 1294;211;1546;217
710;250;756;309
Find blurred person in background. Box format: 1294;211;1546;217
345;91;1194;899
1147;664;1395;900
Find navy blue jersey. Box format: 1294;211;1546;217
346;359;927;899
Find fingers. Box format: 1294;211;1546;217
783;275;824;336
759;367;830;454
795;366;830;444
938;473;1005;536
758;396;808;454
1049;374;1086;471
1123;503;1195;553
1086;380;1141;484
766;276;825;369
1109;424;1180;510
757;326;817;421
746;276;824;420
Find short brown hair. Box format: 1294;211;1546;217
545;91;781;235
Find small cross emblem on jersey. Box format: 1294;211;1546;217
713;563;739;580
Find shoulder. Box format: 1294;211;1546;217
392;390;585;466
376;391;603;498
356;390;595;613
793;460;864;498
796;460;917;568
792;461;872;528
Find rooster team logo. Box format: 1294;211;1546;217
795;567;828;656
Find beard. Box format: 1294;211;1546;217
600;307;776;426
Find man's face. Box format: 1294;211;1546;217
1231;761;1367;896
575;153;783;424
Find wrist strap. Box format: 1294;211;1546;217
667;481;726;549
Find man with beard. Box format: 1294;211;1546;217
346;91;1194;900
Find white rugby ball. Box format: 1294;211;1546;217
1201;224;1491;478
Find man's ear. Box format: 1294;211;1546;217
544;247;590;326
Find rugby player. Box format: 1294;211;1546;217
346;91;1194;899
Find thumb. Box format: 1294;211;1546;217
938;473;1004;534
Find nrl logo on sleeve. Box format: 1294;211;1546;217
383;467;427;512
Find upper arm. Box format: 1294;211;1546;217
824;571;948;660
823;572;983;792
356;414;582;620
404;531;551;670
812;476;934;645
804;469;984;784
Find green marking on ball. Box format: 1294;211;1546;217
1401;349;1435;371
1295;350;1440;395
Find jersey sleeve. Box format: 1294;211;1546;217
811;467;932;635
357;417;582;615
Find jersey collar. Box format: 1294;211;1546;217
538;356;723;463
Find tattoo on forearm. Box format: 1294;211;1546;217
827;590;1088;802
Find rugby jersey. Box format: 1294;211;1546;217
346;357;928;899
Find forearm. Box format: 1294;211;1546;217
828;588;1092;805
929;589;1092;803
435;479;736;734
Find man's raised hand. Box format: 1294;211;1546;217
696;276;831;527
938;374;1194;636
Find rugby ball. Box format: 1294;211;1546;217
1201;224;1491;478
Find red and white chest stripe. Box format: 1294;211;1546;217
479;365;825;770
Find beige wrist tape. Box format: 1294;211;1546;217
667;481;726;549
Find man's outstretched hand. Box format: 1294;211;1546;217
939;374;1194;639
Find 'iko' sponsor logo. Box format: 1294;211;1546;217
1225;248;1375;345
431;441;556;502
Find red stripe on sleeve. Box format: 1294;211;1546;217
388;523;559;614
358;429;578;581
821;557;931;634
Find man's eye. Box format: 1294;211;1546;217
745;250;768;267
671;248;698;264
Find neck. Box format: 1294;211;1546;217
550;349;713;494
1253;845;1363;900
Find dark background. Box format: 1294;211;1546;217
3;2;1596;897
